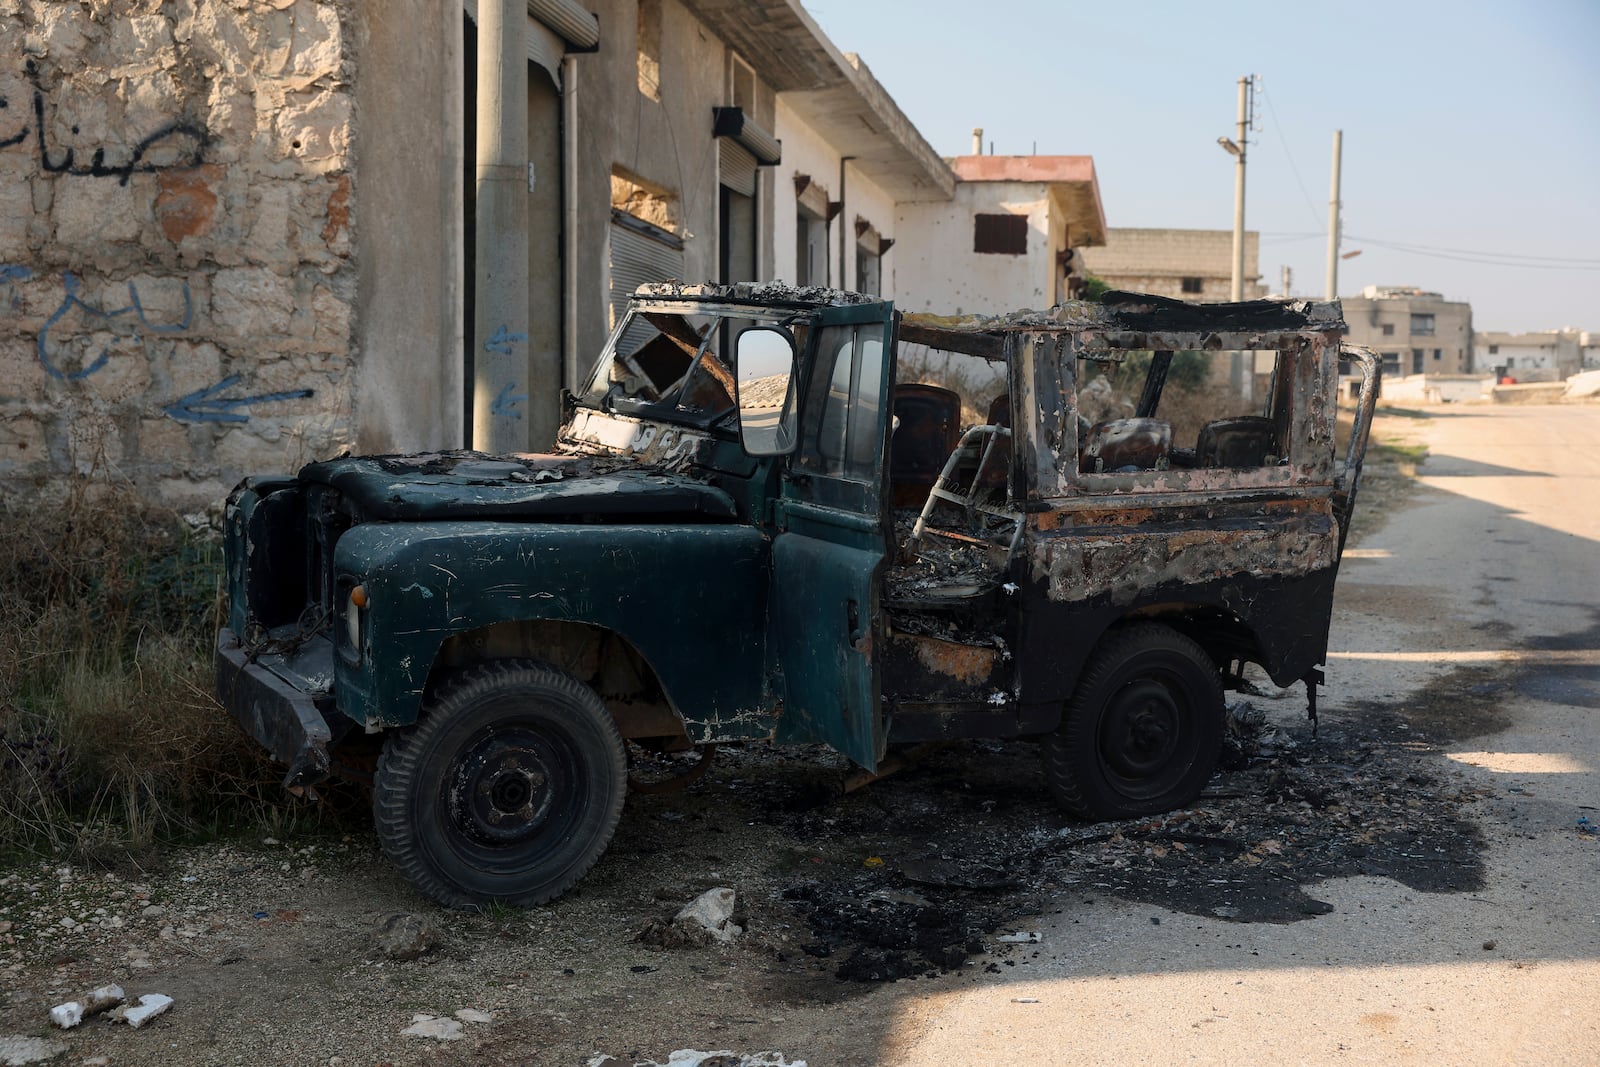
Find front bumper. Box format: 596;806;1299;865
215;627;348;797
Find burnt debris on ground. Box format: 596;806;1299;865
709;689;1489;981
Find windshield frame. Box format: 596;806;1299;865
577;300;817;430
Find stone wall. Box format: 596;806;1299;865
1080;228;1267;303
0;0;359;507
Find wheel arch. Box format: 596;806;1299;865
428;618;690;743
1119;600;1268;676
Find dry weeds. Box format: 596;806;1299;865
0;472;278;856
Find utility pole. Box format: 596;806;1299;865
1218;75;1256;397
1325;129;1343;301
473;0;529;453
1228;76;1253;304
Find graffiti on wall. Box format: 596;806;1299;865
1;60;211;185
0;264;30;312
8;271;314;424
163;375;314;424
36;272;192;380
491;382;527;419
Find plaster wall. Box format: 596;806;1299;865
353;0;460;455
844;162;894;299
772;103;902;301
568;0;779;368
895;182;1052;315
771;97;834;287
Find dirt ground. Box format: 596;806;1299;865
2;407;1596;1066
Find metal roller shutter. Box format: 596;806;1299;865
609;217;685;350
719;140;758;198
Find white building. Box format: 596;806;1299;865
770;50;955;297
1474;329;1586;381
894;155;1107;315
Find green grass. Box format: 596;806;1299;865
1373;440;1429;463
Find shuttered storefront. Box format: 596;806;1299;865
609;211;685;352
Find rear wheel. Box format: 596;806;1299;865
1044;624;1224;820
373;660;626;908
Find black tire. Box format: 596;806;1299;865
373;659;627;909
1044;624;1224;820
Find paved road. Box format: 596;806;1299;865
862;405;1600;1065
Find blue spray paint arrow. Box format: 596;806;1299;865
163;375;314;424
483;324;527;356
491;381;527;419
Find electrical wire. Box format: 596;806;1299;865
1257;83;1325;231
1346;234;1600;270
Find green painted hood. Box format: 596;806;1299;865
298;451;739;523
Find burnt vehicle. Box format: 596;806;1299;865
217;283;1379;908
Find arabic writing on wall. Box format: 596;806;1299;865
1;60;212;185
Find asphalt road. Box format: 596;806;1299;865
853;404;1600;1065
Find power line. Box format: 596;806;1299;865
1346;234;1600;270
1346;234;1600;266
1257;83;1324;230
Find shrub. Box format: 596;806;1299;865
0;475;281;855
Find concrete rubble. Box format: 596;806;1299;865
109;993;173;1029
673;887;742;943
399;1014;463;1041
47;983;124;1028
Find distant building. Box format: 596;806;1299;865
1078;228;1266;303
1340;286;1473;378
1474;329;1586;381
894;155;1108;314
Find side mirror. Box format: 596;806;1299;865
734;326;799;456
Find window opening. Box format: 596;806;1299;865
1072;344;1292;478
974;213;1028;255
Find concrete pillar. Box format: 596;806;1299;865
473;0;530;453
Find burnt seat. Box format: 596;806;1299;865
1080;417;1172;474
1196;415;1277;468
890;383;962;507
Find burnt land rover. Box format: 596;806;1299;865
217;284;1379;908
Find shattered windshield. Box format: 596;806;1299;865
578;305;805;428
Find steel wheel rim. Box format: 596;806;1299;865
438;722;582;868
1098;672;1190;799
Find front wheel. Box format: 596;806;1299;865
1044;624;1224;820
373;660;627;908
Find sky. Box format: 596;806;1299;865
805;0;1600;333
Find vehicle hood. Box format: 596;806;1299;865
298;451;738;523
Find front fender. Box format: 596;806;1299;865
333;522;772;734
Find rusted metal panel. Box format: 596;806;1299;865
1036;510;1338;607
